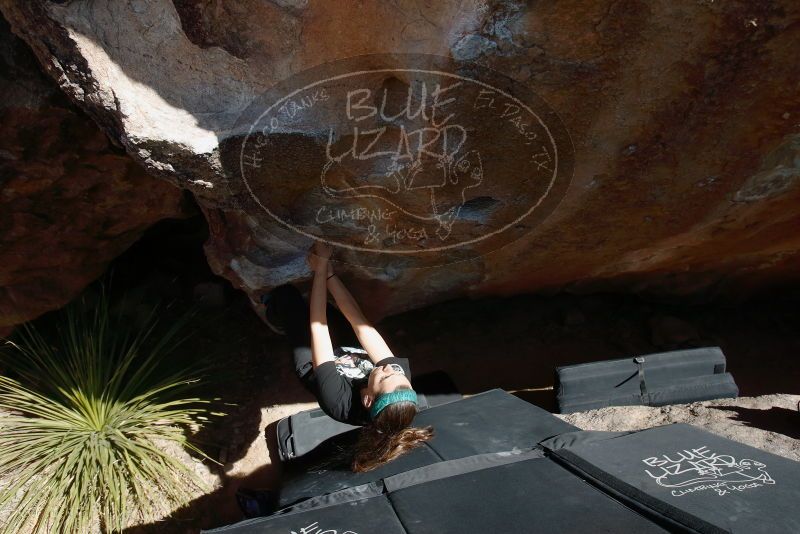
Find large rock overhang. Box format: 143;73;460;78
2;0;799;321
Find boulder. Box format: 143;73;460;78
0;13;187;333
1;0;799;324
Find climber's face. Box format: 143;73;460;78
362;363;411;407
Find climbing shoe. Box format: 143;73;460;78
259;292;287;335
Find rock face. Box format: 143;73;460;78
558;394;800;462
0;14;187;334
1;1;799;323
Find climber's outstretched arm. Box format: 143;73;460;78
309;245;335;369
327;274;397;365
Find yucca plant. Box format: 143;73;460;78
0;291;222;533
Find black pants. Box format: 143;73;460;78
269;284;360;394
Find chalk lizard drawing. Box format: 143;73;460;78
321;146;483;241
642;446;774;494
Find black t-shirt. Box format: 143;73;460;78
315;346;412;426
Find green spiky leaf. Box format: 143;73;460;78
0;290;222;533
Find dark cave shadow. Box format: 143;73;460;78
711;406;800;440
511;389;557;413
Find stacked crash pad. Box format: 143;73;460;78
555;347;739;413
204;389;800;534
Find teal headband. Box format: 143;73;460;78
369;389;418;420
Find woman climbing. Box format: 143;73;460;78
260;241;433;472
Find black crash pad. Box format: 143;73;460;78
202;493;406;534
555;347;739;413
277;389;577;508
388;455;668;534
545;423;800;533
277;430;441;509
413;388;577;459
203;452;668;533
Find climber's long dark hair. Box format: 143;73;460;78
352;388;434;473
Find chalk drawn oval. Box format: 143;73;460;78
225;53;574;268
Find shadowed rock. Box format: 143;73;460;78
0;13;187;333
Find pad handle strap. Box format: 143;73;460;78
634;356;650;405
